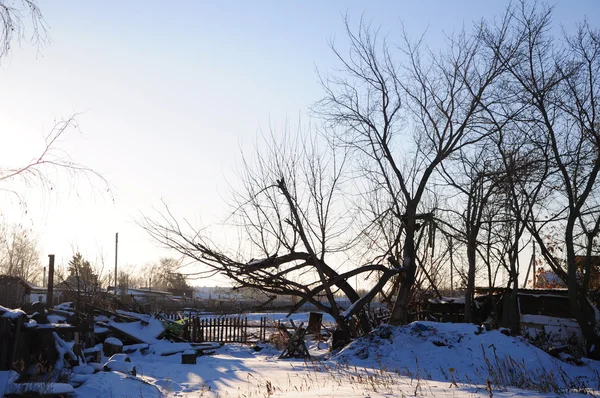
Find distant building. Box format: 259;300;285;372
534;270;567;289
0;275;46;308
534;255;600;289
54;275;100;293
167;287;195;300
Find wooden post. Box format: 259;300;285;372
307;312;323;336
0;318;9;370
10;316;23;369
87;314;95;348
114;233;119;295
46;254;55;309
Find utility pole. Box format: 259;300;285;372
532;242;536;288
114;232;118;295
46;255;55;308
523;240;537;288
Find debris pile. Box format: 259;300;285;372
0;302;220;396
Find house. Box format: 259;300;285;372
167;287;195;300
119;288;176;312
53;275;101;306
534;270;567;288
54;275;100;293
0;275;46;308
29;284;47;304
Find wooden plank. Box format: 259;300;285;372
0;317;9;370
10;316;23;369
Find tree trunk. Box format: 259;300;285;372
464;234;477;323
389;206;417;325
501;272;520;333
565;219;600;358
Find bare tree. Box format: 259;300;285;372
482;1;600;354
0;0;47;61
438;142;508;322
141;129;398;334
0;222;41;283
1;116;111;207
147;258;189;291
315;17;506;324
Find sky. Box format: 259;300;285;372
1;0;599;286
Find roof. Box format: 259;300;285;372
55;275;99;291
127;288;173;297
0;275;35;292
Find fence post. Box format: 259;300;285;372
0;317;9;370
10;316;23;369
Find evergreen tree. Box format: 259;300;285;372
68;252;97;283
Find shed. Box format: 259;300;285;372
0;275;34;308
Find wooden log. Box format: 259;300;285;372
103;337;123;357
181;350;197;364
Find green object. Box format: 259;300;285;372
166;321;184;336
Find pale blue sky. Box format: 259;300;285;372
0;1;598;285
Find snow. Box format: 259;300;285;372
149;341;193;356
108;317;165;343
104;337;123;346
55;302;74;310
3;318;600;397
521;314;582;338
107;353;130;362
0;370;19;390
75;371;161;397
429;296;466;304
104;360;137;375
47;314;67;323
5;382;75;395
123;343;149;352
93;325;109;333
0;305;25;319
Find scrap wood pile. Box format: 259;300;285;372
0;302;220;396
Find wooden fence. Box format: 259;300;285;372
185;316;273;343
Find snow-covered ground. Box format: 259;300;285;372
2;320;600;397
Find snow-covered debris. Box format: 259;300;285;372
53;331;78;370
123;343;148;353
108;316;165;344
0;305;26;319
55;302;74;311
150;341;193;356
104;359;137;375
104;337;123;346
47;314;67;323
521;314;583;340
108;353;130;362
